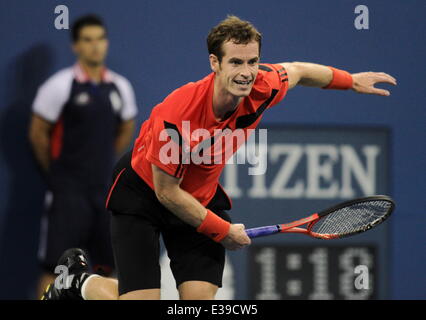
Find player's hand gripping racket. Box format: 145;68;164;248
245;195;395;239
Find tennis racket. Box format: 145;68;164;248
245;195;395;239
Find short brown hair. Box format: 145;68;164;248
207;15;262;62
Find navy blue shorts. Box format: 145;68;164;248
38;183;115;275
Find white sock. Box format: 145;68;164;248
81;274;101;300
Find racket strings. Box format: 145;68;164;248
311;200;392;236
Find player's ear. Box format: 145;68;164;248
209;54;219;73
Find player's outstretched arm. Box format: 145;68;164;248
279;62;397;95
151;164;251;250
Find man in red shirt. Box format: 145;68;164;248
42;15;396;300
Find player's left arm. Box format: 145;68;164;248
279;62;397;96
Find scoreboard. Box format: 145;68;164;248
249;245;376;300
222;126;391;299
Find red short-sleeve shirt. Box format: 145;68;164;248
131;63;289;207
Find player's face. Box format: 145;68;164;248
72;26;108;66
211;40;260;97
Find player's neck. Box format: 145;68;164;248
78;60;105;83
213;79;242;122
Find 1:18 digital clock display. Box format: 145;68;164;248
248;245;376;300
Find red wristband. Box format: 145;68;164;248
196;209;231;242
323;66;353;90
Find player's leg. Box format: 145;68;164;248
178;281;219;300
162;210;231;300
118;289;160;300
80;275;119;300
58;276;160;300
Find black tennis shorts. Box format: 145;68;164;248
107;151;232;295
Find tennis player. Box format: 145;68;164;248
42;15;396;300
31;15;138;297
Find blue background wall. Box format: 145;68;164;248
0;0;424;299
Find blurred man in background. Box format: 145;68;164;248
29;14;138;297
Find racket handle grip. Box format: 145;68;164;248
245;225;280;238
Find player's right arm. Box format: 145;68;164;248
280;62;396;95
29;114;53;173
151;163;251;250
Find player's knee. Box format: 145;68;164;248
178;281;218;300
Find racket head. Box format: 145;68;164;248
307;195;395;239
